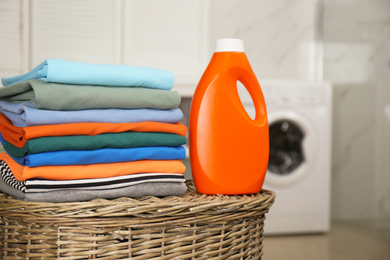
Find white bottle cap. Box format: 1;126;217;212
214;38;245;52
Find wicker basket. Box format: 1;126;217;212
0;181;275;260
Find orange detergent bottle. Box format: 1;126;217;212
189;38;269;195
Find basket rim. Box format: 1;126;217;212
0;180;275;218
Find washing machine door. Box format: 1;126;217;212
265;109;318;187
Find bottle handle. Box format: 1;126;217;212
237;72;267;125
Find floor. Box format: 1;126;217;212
263;219;390;260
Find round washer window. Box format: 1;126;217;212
268;120;305;175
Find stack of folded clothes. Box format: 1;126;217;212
0;59;188;202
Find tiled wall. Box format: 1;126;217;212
323;0;390;219
208;0;321;81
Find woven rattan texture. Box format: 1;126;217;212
0;181;275;259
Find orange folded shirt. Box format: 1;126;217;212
0;114;187;148
0;153;186;181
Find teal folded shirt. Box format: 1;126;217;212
2;132;187;158
1;59;174;90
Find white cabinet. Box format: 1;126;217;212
30;0;122;67
1;0;209;94
123;0;209;88
0;0;26;77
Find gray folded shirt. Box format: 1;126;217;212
0;79;181;110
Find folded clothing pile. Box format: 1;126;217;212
0;59;187;202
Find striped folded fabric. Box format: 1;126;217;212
0;160;187;202
0;152;186;182
0;160;185;193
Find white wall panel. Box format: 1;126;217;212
0;0;23;78
30;0;121;67
123;0;209;85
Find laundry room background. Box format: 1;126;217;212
0;0;389;225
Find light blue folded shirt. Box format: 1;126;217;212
1;59;174;90
0;101;183;127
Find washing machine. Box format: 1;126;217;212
239;79;332;235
